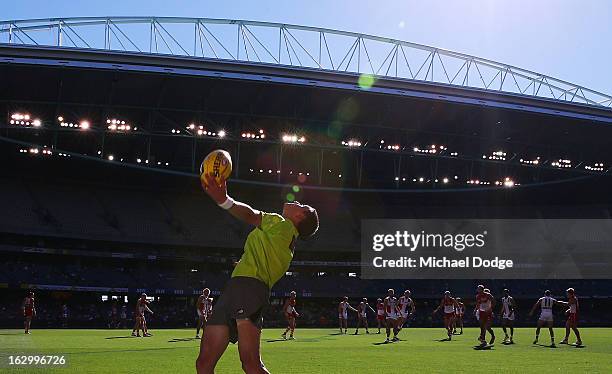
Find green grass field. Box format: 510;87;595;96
1;328;610;373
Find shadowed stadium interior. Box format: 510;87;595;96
1;15;611;373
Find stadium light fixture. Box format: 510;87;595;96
413;144;445;154
107;155;114;161
551;159;572;168
342;139;362;147
10;113;41;127
107;118;133;132
585;163;604;172
467;179;490;185
520;157;540;165
282;134;306;143
80;120;90;130
241;129;265;140
483;150;507;161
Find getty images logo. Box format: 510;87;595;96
372;230;487;252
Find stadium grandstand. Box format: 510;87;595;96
1;16;612;337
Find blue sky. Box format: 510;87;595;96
3;0;610;95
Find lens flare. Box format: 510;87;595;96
358;74;375;90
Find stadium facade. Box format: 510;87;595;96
1;17;611;329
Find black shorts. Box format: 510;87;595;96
207;276;270;344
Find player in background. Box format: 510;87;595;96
196;288;213;339
110;300;119;329
375;298;385;334
338;296;357;334
196;173;319;374
22;291;36;334
500;288;516;344
433;291;458;341
354;298;376;335
61;303;69;328
281;291;299;340
397;289;415;335
383;289;401;342
120;304;127;329
529;290;563;347
475;285;496;346
560;288;583;346
132;293;154;337
453;297;464;335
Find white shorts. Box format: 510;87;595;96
360;312;367;318
197;309;205;318
339;312;348;320
503;312;515;321
400;311;409;319
539;310;553;322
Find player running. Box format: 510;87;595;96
196;173;319;374
383;289;401;342
529;290;562;347
22;291;36;334
397;289;415;335
433;291;458;341
453;297;465;335
475;285;496;346
281;291;299;340
560;288;583;346
338;297;357;334
132;293;154;337
196;288;213;339
354;298;376;335
501;288;517;344
375;298;385;334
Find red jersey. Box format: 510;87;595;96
23;297;35;316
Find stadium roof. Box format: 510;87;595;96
1;16;611;110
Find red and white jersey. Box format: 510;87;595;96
136;298;149;314
476;293;492;312
442;297;455;314
398;296;414;314
376;302;385;316
568;295;578;314
23;297;35;312
198;295;213;315
385;296;398;317
285;298;297;315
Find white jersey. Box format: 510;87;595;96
339;301;349;319
502;296;515;320
358;302;368;317
478;296;492;312
385;296;398;319
538;296;556;321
